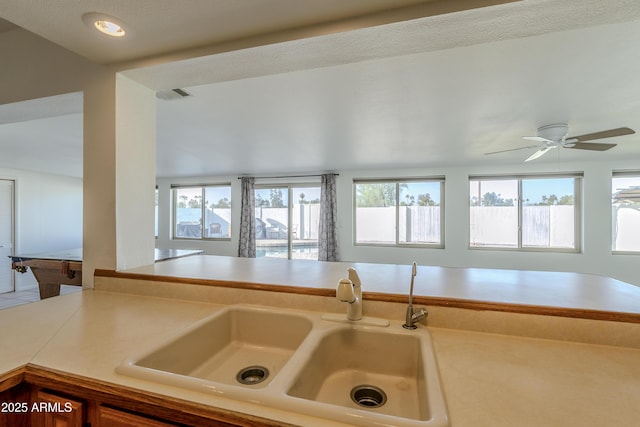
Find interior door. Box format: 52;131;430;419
0;180;14;293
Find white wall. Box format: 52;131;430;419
0;168;83;290
114;74;157;271
337;160;639;287
156;158;640;287
0;28;101;105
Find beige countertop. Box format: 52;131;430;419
1;288;639;427
122;255;640;320
0;293;83;375
431;328;640;427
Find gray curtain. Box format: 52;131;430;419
238;177;256;258
318;174;340;261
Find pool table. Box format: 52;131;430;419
10;248;203;299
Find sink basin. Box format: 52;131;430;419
118;304;449;426
118;305;313;391
286;327;449;427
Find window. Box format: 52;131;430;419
172;184;231;239
354;179;444;246
255;185;320;259
612;172;640;253
469;174;581;250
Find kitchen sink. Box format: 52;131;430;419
285;327;449;427
117;305;313;391
118;304;449;426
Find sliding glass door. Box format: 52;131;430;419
255;185;320;259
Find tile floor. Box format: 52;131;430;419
0;285;82;310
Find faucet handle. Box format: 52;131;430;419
347;267;361;288
412;307;428;323
336;279;356;303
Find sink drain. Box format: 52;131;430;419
236;366;269;385
350;385;387;408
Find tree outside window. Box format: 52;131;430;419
469;176;579;250
355;179;443;246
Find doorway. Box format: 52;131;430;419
0;179;14;293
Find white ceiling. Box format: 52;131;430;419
1;0;639;178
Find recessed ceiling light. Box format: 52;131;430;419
82;12;130;38
94;19;125;37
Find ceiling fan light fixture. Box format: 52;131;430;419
82;12;130;38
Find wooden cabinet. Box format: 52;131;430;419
0;381;30;427
28;390;187;427
97;405;178;427
2;368;281;427
31;390;84;427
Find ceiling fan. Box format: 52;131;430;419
485;124;635;162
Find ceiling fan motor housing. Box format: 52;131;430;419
537;123;569;142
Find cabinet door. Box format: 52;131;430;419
31;390;84;427
97;405;178;427
0;382;30;427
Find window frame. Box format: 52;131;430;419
154;186;158;239
353;177;445;248
612;170;640;255
468;173;582;252
171;183;232;241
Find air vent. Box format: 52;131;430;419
156;88;192;100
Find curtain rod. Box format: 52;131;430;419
237;173;339;180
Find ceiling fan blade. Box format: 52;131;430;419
523;136;552;143
484;145;539;155
569;127;635;142
565;142;617;151
525;147;554;162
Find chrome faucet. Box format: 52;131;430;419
403;262;428;329
336;267;363;321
